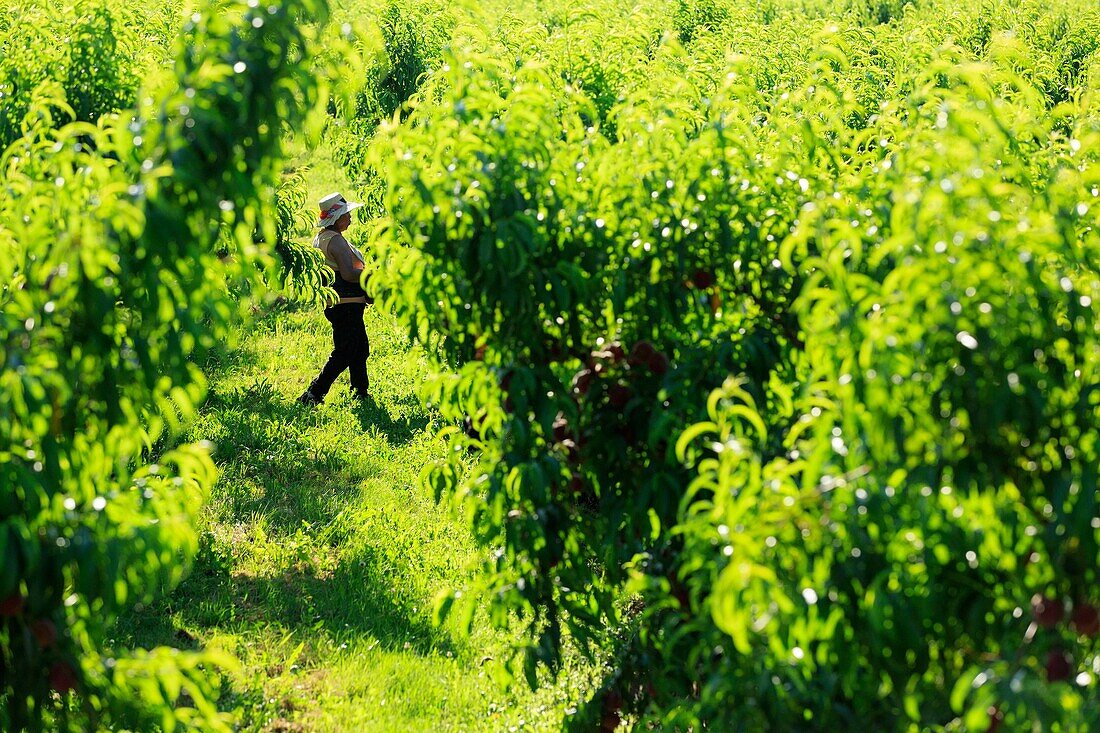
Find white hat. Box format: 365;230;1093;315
315;192;364;227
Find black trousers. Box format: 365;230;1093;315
308;303;369;401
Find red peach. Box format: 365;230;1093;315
607;383;632;409
647;351;670;376
552;415;571;443
31;619;57;649
0;593;24;617
628;340;657;367
1070;603;1099;637
1045;649;1073;683
1031;594;1064;629
985;706;1004;733
692;269;716;289
572;369;595;396
48;662;78;693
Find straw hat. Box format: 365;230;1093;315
315;192;364;227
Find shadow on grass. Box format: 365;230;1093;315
198;378;427;524
119;374;451;645
165;539;454;658
353;392;433;445
116;306;457;686
197;383;363;534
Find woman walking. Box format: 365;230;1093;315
298;192;373;406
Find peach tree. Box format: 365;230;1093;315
0;0;337;729
363;0;1099;728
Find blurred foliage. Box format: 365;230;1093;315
271;172;333;305
0;0;338;729
324;0;455;216
344;0;1100;729
0;0;184;151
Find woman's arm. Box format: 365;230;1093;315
328;234;364;284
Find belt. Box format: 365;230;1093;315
325;295;368;306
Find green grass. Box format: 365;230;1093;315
117;303;598;732
114;134;601;732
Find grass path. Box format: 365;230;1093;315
115;140;597;732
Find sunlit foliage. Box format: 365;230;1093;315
352;0;1100;728
0;0;336;729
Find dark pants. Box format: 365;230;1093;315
308;303;369;401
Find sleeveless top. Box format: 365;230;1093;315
314;229;368;301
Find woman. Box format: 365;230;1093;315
298;192;373;406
